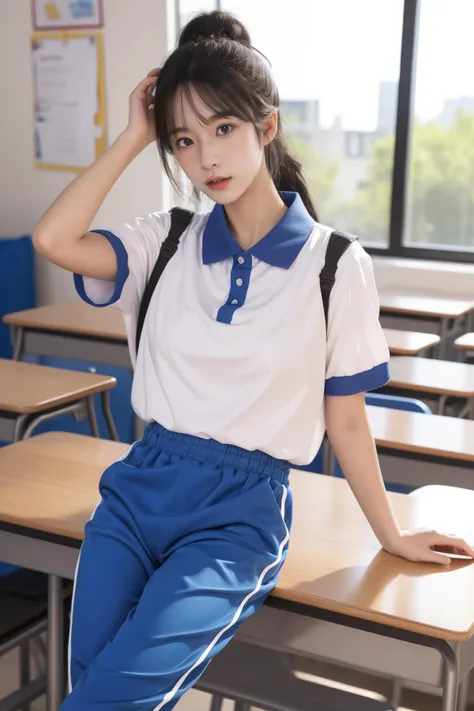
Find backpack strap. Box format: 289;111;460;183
320;229;358;330
135;207;195;356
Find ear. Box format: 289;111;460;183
262;111;279;146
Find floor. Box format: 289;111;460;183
1;643;473;710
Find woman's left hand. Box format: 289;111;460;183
385;529;474;565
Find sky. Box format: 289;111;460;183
179;0;474;131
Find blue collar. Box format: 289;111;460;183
202;191;315;269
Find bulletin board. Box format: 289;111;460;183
31;31;106;172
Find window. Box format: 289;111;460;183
405;0;474;253
221;0;403;248
176;0;474;261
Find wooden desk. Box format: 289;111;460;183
327;405;474;493
379;292;473;359
383;328;440;356
0;359;118;441
387;356;474;416
3;300;140;437
455;333;474;362
3;300;129;367
379;293;473;320
368;405;474;464
1;433;473;711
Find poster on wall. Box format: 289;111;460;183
32;0;104;30
31;32;107;171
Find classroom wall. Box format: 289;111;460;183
0;0;175;305
372;255;474;300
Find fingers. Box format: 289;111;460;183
140;76;158;90
147;67;161;77
431;534;474;558
427;551;451;566
131;75;158;100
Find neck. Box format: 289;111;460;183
223;165;288;251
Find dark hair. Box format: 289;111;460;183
153;10;318;221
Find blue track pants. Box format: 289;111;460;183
61;422;292;711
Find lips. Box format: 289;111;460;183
206;177;230;185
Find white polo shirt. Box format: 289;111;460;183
74;191;389;465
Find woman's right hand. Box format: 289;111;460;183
124;68;160;150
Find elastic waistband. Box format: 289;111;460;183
143;423;290;483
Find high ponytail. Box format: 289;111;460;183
154;10;319;221
265;131;318;222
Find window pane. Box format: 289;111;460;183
222;0;403;245
405;0;474;252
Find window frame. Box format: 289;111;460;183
368;0;474;263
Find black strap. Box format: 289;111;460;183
320;229;358;329
135;207;194;355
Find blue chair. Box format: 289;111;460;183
365;392;432;415
333;393;432;492
0;236;35;359
0;563;18;578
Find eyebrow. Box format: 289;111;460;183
171;112;234;136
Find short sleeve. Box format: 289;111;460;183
73;211;171;315
324;240;390;396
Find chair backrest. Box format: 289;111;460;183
0;563;19;579
365;392;432;414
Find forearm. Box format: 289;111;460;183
326;405;402;551
33;131;143;255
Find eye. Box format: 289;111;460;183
175;137;193;149
217;123;235;136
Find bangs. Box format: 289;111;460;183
160;75;258;153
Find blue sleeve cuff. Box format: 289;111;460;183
325;362;390;396
73;230;129;308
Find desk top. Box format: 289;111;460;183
1;432;473;641
389;356;474;397
455;333;474;351
383;328;440;355
3;300;127;342
367;405;474;462
0;359;116;413
379;292;473;319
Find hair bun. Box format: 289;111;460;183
178;10;251;48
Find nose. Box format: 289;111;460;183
199;138;219;171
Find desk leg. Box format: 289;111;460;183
47;574;64;711
442;649;459;711
100;390;119;441
12;326;24;360
469;397;474;421
457;675;470;711
86;396;100;438
437;395;448;416
13;414;28;442
437;320;448;360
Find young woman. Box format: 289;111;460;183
33;10;474;711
